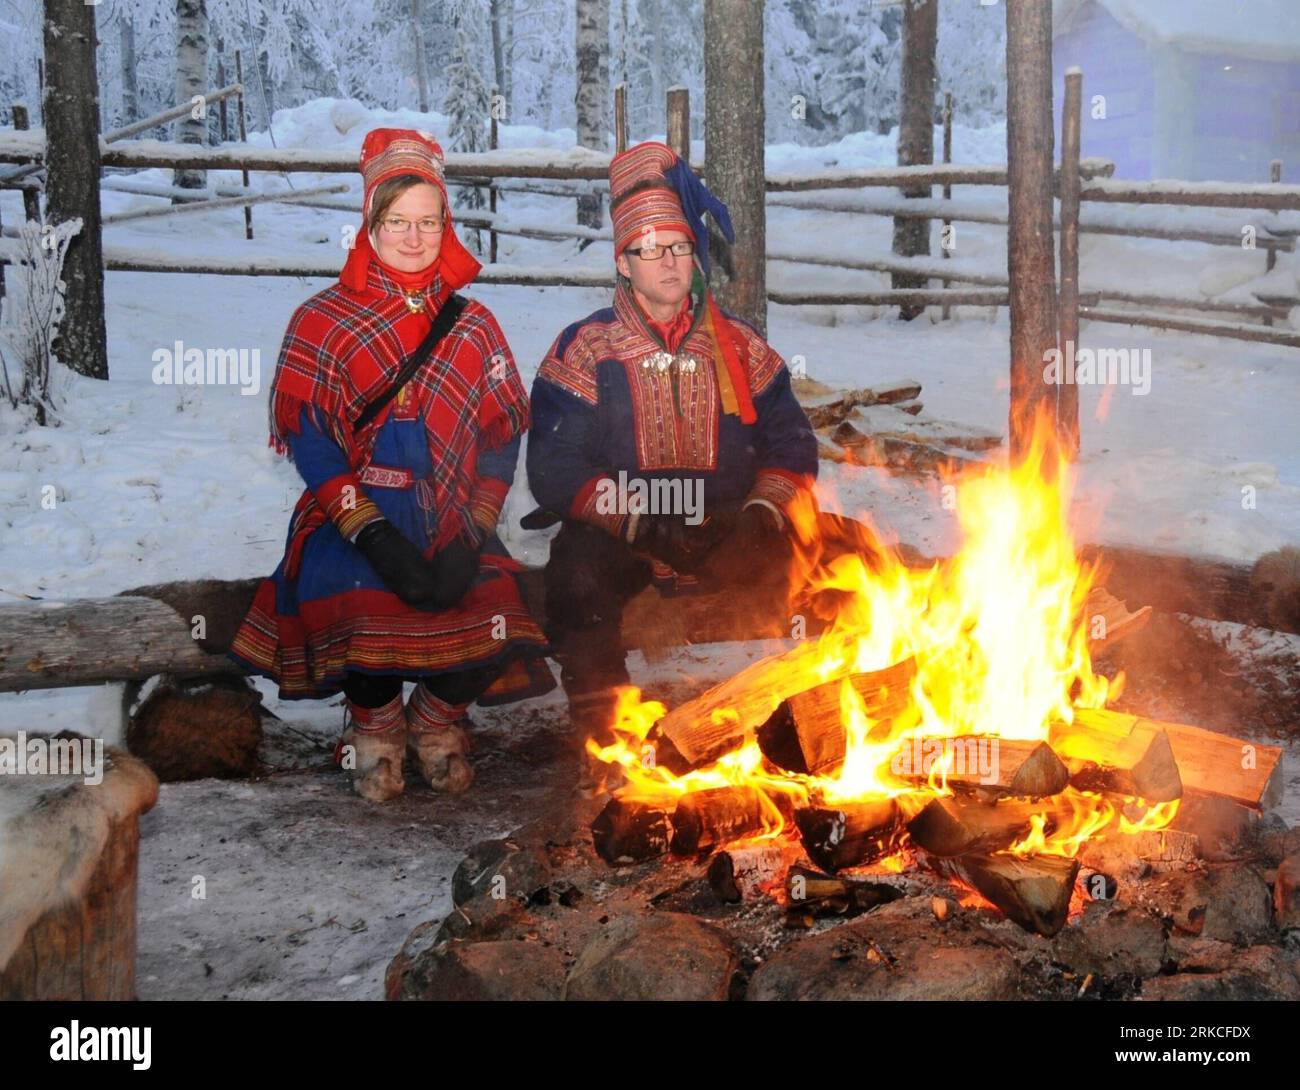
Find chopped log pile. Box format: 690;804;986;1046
794;377;1003;476
588;639;1286;939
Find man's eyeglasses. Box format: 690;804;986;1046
380;215;445;236
624;240;695;261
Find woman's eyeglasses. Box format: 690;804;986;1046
380;216;445;236
624;240;695;261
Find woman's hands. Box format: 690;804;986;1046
355;520;480;609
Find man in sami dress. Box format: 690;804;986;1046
527;140;818;766
230;129;551;803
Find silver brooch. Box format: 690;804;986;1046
640;351;699;374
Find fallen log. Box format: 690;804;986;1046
929;852;1080;936
907;796;1070;857
1070;709;1283;810
755;659;917;776
591;797;674;866
670;786;789;856
707;838;803;903
1049;714;1183;802
793;799;901;871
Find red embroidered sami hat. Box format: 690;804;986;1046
608;140;695;254
340;127;481;293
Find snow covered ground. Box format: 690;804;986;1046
0;100;1297;998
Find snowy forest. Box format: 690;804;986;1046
1;0;1299;1023
0;0;1006;144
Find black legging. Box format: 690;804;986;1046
342;665;503;710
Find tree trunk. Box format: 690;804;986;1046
411;0;430;113
704;0;766;332
173;0;210;192
490;0;509;117
575;0;610;229
42;0;108;380
891;0;938;320
1005;0;1058;459
120;14;139;125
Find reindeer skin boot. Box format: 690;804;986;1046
406;681;474;794
336;692;407;802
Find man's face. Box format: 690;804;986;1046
616;227;694;312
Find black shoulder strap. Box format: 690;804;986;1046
353;293;467;433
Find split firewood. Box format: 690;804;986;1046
836;430;980;477
784;863;905;917
1083;585;1153;648
707;838;803;903
670;786;791;856
907;796;1073;857
652;643;911;769
1124;827;1200;863
890;735;1069;798
800;379;923;428
929;852;1080;937
1081;710;1283;811
591;796;674;865
1049;715;1183;802
755;658;916;776
794;798;901;871
894;400;924;416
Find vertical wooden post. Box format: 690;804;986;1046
704;0;766;332
215;42;230;143
892;0;938;321
489;91;499;265
42;0;108;380
941;89;953;320
1058;68;1082;458
666;86;690;162
11;105;40;222
614;83;628;154
1264;159;1282;326
1005;0;1059;460
234;50;253;240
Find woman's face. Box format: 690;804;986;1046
372;182;445;274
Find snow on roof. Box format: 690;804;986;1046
1053;0;1300;63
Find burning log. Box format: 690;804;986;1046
891;735;1069;798
931;853;1080;937
652;642;912;769
707;839;802;903
794;799;901;871
1088;711;1283;811
591;797;674;865
1049;715;1183;802
907;796;1069;857
785;864;905;918
670;786;790;856
755;659;916;776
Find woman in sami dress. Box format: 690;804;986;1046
230;128;551;802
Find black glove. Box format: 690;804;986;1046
700;504;788;581
629;513;718;574
426;537;482;609
355;519;442;606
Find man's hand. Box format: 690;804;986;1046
699;504;789;582
630;514;718;573
355;520;443;606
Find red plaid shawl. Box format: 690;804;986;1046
268;260;529;562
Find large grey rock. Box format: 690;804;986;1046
1052;904;1168;979
747;912;1019;1001
1138;863;1274;944
564;913;739;1001
387;935;566;1001
436;838;554;941
1140;946;1300;1001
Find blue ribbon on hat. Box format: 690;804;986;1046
664;158;735;277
